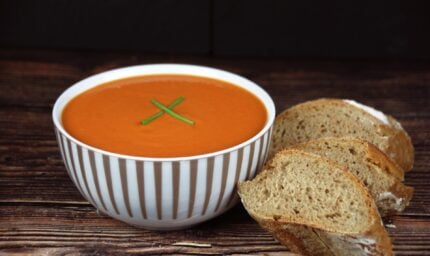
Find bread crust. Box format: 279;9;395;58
255;217;393;256
365;141;414;215
257;217;335;256
384;116;414;172
270;98;414;172
238;149;393;256
365;141;404;181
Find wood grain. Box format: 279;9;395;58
0;48;429;255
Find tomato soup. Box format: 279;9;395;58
62;75;267;157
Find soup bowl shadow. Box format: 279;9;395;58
52;64;275;230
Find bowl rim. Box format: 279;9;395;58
52;63;276;162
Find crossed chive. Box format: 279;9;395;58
141;96;195;125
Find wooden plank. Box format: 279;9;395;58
0;204;288;254
0;48;430;254
0;205;429;255
1;55;430;110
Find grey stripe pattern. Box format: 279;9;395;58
153;162;162;220
119;158;133;217
201;157;214;215
64;138;86;198
55;130;76;187
88;150;108;212
56;127;271;228
136;161;147;219
245;142;256;180
188;160;198;218
171;161;180;219
255;136;265;174
226;148;244;207
76;145;97;206
214;152;230;212
102;155;120;215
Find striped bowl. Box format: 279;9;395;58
52;64;275;230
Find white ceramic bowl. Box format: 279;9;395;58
52;64;275;230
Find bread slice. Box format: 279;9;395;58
238;149;392;256
289;137;413;216
270;98;414;172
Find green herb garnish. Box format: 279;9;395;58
140;97;195;125
140;97;185;125
151;99;195;125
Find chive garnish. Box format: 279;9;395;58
151;99;195;125
141;97;185;125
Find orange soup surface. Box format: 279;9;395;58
62;75;267;157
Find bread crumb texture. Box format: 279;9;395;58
290;138;413;216
239;150;374;233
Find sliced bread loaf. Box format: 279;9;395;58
238;149;392;256
270;98;414;171
289;137;413;216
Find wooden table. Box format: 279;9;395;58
1;49;429;255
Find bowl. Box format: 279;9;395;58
52;64;275;230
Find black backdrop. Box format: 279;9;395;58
1;0;430;59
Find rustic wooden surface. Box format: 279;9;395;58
0;48;429;255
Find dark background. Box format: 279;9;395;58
1;0;430;59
